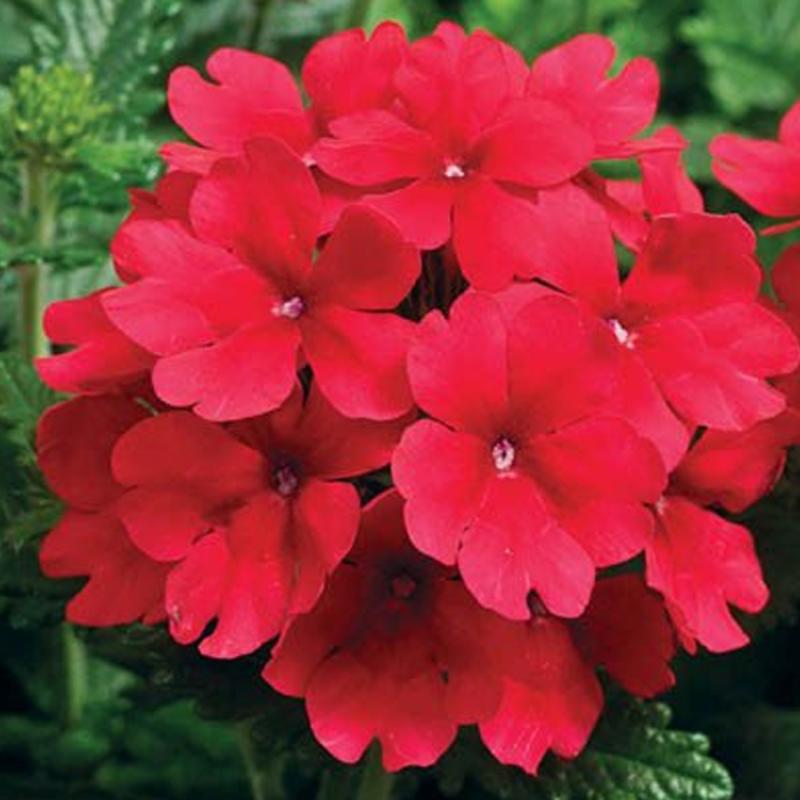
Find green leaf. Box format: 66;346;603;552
682;0;800;120
436;697;733;800
30;0;179;126
0;351;54;454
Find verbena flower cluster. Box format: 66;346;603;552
34;22;800;773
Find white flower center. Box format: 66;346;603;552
443;162;466;180
274;296;305;320
274;465;299;497
609;318;635;349
492;437;516;472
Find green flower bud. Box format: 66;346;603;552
2;63;110;165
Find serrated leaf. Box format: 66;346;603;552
436;697;733;800
0;352;54;452
30;0;179;126
682;0;800;119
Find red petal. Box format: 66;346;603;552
452;177;540;290
37;395;147;510
647;496;768;653
36;292;153;394
152;320;300;421
407;292;508;436
673;413;800;513
580;574;676;697
313;111;437;185
116;487;211;561
635;316;789;430
310;205;420;309
110;218;239;284
301;305;414;420
459;475;595;619
289;480;360;614
517;182;620;314
101;280;216;356
294;383;408;479
476;98;593;188
621;213;759;324
190;137;319;280
112;411;264;502
711;132;800;217
528;33;659;154
40;511;167;626
167;48;305;151
480;616;602;774
508;294;619;432
393;420;491;565
638;127;704;214
364;179;454;249
263;564;366;696
303;22;407;128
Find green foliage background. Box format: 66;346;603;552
0;0;799;798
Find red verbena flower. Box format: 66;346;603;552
711;99;800;234
112;384;405;657
264;491;675;773
98;137;419;421
37;396;169;625
392;290;666;620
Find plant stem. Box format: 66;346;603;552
57;624;87;728
246;0;277;51
17;157;86;731
345;0;374;29
238;720;269;800
17;157;56;361
355;746;393;800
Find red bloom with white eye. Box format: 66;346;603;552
480;574;675;774
500;210;799;464
711;100;800;234
263;490;504;771
111;384;405;658
37;396;168;626
392;291;666;621
101;137;419;421
313;23;596;290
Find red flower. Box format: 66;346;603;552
264;492;675;772
526;33;659;159
582;126;703;253
711;100;800;234
263;490;503;770
102;137;419;421
37;396;168;625
647;494;768;653
162;48;313;174
502;211;799;453
480;575;675;774
302;21;408;133
392;291;666;620
112;384;405;657
313;23;594;290
35;291;154;395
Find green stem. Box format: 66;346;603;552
17;157;56;360
238;720;280;800
18;158;84;731
246;0;277;50
57;624;87;729
344;0;374;29
355;746;393;800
